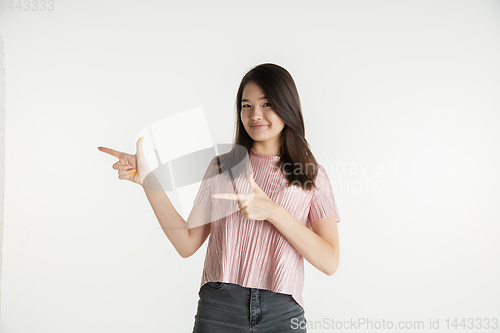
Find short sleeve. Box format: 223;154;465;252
308;165;341;224
193;157;218;210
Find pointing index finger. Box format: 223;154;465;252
98;146;126;164
212;193;251;200
98;146;121;157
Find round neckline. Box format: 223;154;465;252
250;148;280;160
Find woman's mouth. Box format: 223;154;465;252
251;124;268;130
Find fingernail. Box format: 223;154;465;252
141;136;144;142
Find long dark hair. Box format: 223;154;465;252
216;63;321;191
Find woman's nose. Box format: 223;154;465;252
251;108;263;120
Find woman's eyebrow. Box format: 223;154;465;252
241;96;267;103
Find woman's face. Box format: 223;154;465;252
240;81;285;148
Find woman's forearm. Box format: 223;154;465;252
268;204;339;276
142;174;191;258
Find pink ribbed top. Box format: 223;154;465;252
192;148;341;310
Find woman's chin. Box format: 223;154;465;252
250;135;270;142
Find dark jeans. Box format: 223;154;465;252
192;282;307;332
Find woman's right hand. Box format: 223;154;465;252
97;137;152;187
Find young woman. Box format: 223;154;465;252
98;63;341;333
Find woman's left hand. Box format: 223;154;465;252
212;171;280;221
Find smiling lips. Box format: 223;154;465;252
251;124;268;130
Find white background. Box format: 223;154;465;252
1;0;500;332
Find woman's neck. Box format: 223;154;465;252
250;142;281;157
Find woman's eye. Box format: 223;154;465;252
242;103;270;108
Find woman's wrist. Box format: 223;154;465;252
267;202;284;225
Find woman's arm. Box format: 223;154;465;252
143;174;211;258
268;207;339;276
212;171;339;275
